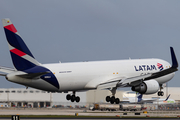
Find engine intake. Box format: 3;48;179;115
131;79;159;94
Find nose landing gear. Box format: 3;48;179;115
66;91;80;103
157;85;164;96
157;91;164;96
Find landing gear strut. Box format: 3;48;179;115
66;91;80;103
105;87;120;104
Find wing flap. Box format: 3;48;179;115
119;74;152;85
97;81;120;90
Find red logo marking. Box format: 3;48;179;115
10;48;26;57
4;24;17;33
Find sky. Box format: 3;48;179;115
0;0;180;89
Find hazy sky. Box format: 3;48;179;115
0;0;180;88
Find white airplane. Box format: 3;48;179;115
122;94;175;104
122;92;175;104
0;18;178;104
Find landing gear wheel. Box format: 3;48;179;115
160;91;164;96
106;96;111;102
75;96;80;103
66;94;71;100
110;96;115;104
115;98;120;104
71;95;76;102
158;91;164;96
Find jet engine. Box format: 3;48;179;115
131;79;159;94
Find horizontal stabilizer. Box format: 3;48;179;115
17;71;50;79
0;66;15;73
0;73;7;76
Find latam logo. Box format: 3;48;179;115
134;65;157;71
157;63;163;71
134;63;163;71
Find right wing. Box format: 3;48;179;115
119;47;178;86
96;47;178;89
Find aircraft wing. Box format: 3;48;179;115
97;47;178;89
97;79;121;90
120;47;178;86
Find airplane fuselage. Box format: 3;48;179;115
7;58;174;92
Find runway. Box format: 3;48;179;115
0;108;180;119
0;118;180;120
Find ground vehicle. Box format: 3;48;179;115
92;103;119;111
119;104;141;111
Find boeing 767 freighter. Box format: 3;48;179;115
0;18;178;104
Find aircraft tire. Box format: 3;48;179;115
158;91;164;96
160;91;164;96
158;91;161;96
75;96;80;103
115;98;120;104
66;94;71;100
71;95;76;102
110;96;115;104
106;96;111;102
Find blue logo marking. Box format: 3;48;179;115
134;65;157;71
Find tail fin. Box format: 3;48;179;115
165;94;171;101
2;18;40;71
137;94;143;102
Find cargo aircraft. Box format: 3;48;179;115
0;18;178;104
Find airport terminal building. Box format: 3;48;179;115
0;87;179;108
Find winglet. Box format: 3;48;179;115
165;94;171;101
170;47;178;68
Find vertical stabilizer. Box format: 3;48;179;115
2;18;40;71
137;94;143;102
165;94;171;101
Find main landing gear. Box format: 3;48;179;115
66;91;80;103
105;87;120;104
106;96;120;104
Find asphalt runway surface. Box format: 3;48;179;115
0;118;178;120
0;108;180;119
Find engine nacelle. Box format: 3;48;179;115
131;79;159;94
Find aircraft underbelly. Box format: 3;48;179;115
58;75;93;91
